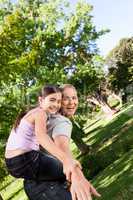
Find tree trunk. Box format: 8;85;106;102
71;120;90;154
122;90;128;103
87;95;117;119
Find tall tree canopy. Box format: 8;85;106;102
106;37;133;102
0;0;106;89
0;0;107;140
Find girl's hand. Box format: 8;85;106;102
74;159;82;170
70;169;101;200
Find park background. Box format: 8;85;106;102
0;0;133;199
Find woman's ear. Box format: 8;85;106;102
38;96;42;105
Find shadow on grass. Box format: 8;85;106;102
84;118;101;130
86;107;132;148
0;194;3;200
84;126;103;137
93;150;133;200
78;105;133;180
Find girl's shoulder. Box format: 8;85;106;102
27;107;46;116
48;113;72;125
23;107;47;123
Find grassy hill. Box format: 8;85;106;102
80;103;133;200
0;103;133;199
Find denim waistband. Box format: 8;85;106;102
5;150;39;165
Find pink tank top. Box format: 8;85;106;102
6;119;39;151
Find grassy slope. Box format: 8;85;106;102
82;103;133;200
93;150;133;200
0;177;27;200
0;103;133;199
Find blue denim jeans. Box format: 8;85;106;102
24;180;72;200
5;150;66;181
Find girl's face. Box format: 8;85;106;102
39;92;62;114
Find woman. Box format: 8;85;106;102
24;84;101;200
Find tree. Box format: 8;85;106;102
0;0;108;152
0;0;107;85
106;37;133;103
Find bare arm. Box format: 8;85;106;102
35;110;64;161
54;136;82;169
54;136;73;159
54;136;100;200
34;110;78;181
70;167;101;200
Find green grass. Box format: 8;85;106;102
79;103;133;199
0;103;133;200
0;178;27;200
93;150;133;200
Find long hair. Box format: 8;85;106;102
13;84;61;130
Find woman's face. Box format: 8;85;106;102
61;87;78;117
39;92;62;114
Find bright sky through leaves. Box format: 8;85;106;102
11;0;133;57
69;0;133;56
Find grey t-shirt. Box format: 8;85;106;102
47;113;72;140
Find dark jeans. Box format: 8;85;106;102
5;150;65;181
24;180;72;200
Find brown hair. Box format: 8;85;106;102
14;85;61;129
59;84;77;93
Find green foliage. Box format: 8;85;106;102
0;0;106;86
106;37;133;98
0;0;107;143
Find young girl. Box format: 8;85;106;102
5;85;79;182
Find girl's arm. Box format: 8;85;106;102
34;109;78;181
54;136;82;169
54;136;73;159
70;167;101;200
54;136;100;200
